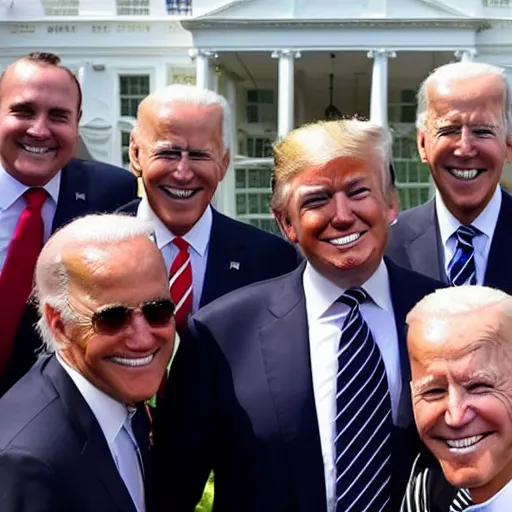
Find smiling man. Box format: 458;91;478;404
387;61;512;292
153;119;444;512
120;84;298;332
0;52;138;396
402;286;512;511
0;214;175;512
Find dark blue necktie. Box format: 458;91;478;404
450;488;473;511
335;288;392;512
447;225;479;286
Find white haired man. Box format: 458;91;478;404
0;214;176;512
153;119;444;511
387;61;512;293
119;84;299;333
402;286;512;511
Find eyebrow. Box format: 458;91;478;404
410;375;437;395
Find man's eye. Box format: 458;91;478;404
474;129;494;137
467;382;491;392
422;388;446;400
350;187;369;197
188;151;212;161
302;195;329;208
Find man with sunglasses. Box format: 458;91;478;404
119;84;299;334
0;214;176;512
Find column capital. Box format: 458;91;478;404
367;49;397;60
454;49;477;62
188;48;219;61
271;49;301;60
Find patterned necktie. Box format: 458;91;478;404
169;237;193;330
0;188;47;374
447;225;479;286
450;488;473;512
335;288;393;512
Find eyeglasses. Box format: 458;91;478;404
90;299;175;335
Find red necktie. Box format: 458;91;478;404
169;237;193;330
0;188;47;374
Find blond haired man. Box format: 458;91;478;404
154;119;443;512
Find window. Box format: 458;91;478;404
235;136;280;234
246;89;277;125
483;0;511;6
42;0;79;15
166;0;192;15
119;74;150;166
117;0;149;15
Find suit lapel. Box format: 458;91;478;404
258;265;327;512
46;357;137;512
485;189;512;293
405;200;445;282
52;161;93;232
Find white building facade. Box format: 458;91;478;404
2;0;512;233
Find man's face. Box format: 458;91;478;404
132;102;229;236
53;237;175;405
409;310;512;503
417;75;512;224
0;61;80;186
277;156;398;287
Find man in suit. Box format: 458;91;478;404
401;286;512;512
387;61;512;292
153;119;444;512
0;52;138;396
120;84;298;332
0;214;176;512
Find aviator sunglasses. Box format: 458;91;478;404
90;299;175;335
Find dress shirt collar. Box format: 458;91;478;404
56;353;128;446
0;164;61;211
436;185;501;245
137;197;212;257
466;479;512;510
303;259;392;320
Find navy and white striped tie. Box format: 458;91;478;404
450;488;473;511
447;225;479;286
335;288;392;512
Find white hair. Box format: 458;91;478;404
137;84;231;153
416;61;512;137
406;286;512;326
35;214;156;353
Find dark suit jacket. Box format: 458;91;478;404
0;355;147;512
153;258;444;512
118;199;300;308
386;188;512;293
0;159;138;397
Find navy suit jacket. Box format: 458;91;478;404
153;258;444;512
0;159;138;396
386;188;512;293
0;355;148;512
118;199;300;308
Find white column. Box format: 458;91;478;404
271;49;301;138
367;49;396;126
455;49;477;62
189;48;218;90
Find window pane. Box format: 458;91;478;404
235;169;246;189
236;194;247;214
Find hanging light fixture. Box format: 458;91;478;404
324;53;342;120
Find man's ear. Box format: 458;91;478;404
506;134;512;164
219;150;231;181
416;131;428;163
129;132;143;178
273;209;298;244
45;303;71;346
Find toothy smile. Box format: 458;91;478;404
20;143;55;155
330;232;364;246
109;353;155;367
445;434;487;452
447;168;482;180
161;186;199;199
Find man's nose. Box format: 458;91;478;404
26;116;51;139
125;312;156;351
444;389;476;428
172;153;194;181
331;193;355;227
453;126;478;159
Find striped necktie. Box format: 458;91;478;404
450;488;473;512
169;237;193;330
335;288;393;512
447;225;479;286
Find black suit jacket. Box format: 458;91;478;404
386;188;512;293
153;258;444;512
0;355;147;512
118;199;300;308
0;159;138;396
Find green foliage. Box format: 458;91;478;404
194;472;214;512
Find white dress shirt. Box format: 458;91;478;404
303;260;402;512
466;481;512;511
57;355;146;512
137;198;212;313
436;186;501;285
0;166;61;272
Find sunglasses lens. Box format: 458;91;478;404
92;306;131;334
142;300;175;327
